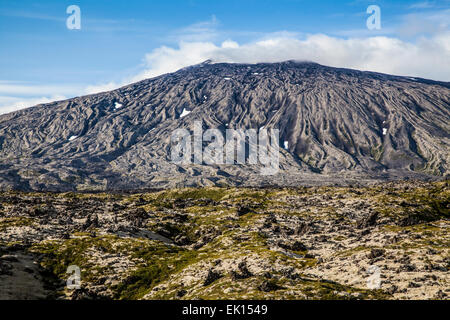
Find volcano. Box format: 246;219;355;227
0;61;449;191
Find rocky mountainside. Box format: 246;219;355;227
0;61;449;191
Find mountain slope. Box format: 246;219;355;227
0;61;449;191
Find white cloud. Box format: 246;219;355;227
131;41;220;81
409;1;435;9
171;15;220;42
221;40;239;49
0;82;80;97
0;82;82;115
0;95;66;115
84;82;120;95
128;32;450;83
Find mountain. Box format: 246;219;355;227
0;61;449;191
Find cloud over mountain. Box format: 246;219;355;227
133;33;450;82
2;30;449;114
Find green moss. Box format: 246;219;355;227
159;188;229;201
300;279;390;300
30;235;115;282
0;217;34;231
336;245;369;257
175;275;390;300
114;246;199;299
29;234;201;299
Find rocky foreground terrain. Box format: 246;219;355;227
0;61;449;191
0;180;448;300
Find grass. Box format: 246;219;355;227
114;245;199;299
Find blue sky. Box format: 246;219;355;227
0;0;449;113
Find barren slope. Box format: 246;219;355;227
0;61;449;191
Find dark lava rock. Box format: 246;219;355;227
172;199;188;209
31;206;51;217
386;285;398;295
281;267;299;280
176;289;187;298
357;212;378;229
258;280;281;292
265;214;277;224
231;262;253;280
281;226;294;236
82;214;99;230
398;264;417;272
291;241;308;251
0;254;19;262
70;288;102;300
174;235;191;246
61;232;71;240
173;213;188;223
0;261;13;276
367;248;385;259
315;235;329;242
294;222;310;235
203;269;222;286
112;203;126;212
23;266;34;274
278;240;307;252
398;211;445;226
272;225;281;233
157;222;182;238
436;290;447;299
399;214;422;227
408;281;421;288
128;207;148;221
236;205;253;217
